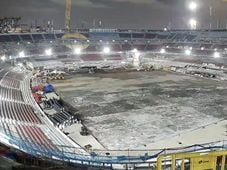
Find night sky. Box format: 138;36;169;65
0;0;227;29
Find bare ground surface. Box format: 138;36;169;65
52;71;227;150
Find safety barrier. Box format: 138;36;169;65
1;127;227;168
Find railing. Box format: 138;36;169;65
1;128;227;167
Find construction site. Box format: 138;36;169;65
0;0;227;169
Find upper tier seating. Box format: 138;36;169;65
80;54;103;61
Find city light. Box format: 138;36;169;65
201;47;205;50
214;52;221;58
188;1;198;11
19;51;25;58
185;49;191;55
103;47;111;54
45;48;52;56
189;18;197;30
74;47;82;55
160;48;166;54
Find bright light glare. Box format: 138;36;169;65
160;48;166;54
189;18;197;29
74;48;82;55
103;47;110;54
214;52;221;58
18;63;23;67
185;49;191;55
201;47;205;50
189;1;197;11
132;48;138;53
19;51;25;58
45;48;52;56
1;55;6;61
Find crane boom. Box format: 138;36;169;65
65;0;72;30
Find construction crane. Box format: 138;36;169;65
65;0;72;31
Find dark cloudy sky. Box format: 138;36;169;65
0;0;227;29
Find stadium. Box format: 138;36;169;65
1;0;227;170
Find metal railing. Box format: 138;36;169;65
0;129;227;167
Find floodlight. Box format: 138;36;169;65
1;55;6;61
103;47;110;54
160;48;166;54
189;1;197;11
132;48;138;53
185;49;191;55
74;47;82;55
214;52;221;58
45;48;52;56
19;51;25;58
189;18;197;29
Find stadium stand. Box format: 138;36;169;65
0;29;227;169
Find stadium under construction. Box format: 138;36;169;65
1;1;227;170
